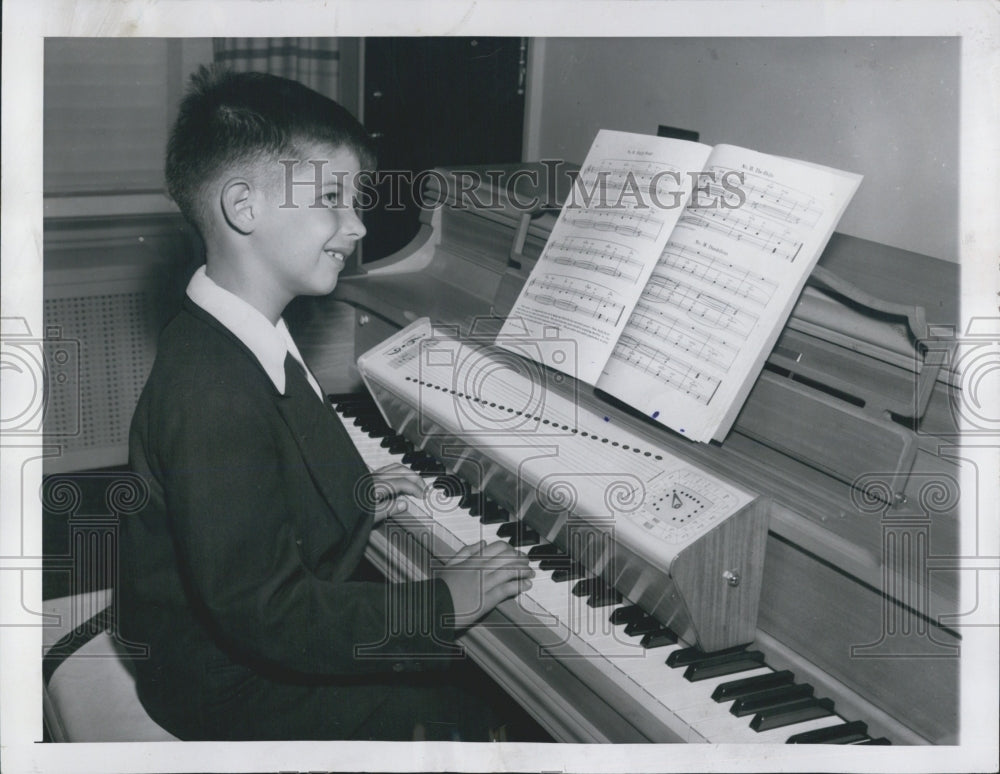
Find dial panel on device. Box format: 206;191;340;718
635;469;740;545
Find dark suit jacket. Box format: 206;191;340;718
118;299;457;735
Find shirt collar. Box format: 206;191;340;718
186;265;319;397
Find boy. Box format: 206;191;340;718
118;67;532;741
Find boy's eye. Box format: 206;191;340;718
322;191;340;205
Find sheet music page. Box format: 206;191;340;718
598;144;862;442
497;130;712;384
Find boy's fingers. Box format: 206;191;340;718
483;546;531;567
479;540;522;558
369;468;428;501
490;578;530;605
372;463;410;476
371;463;423;482
485;563;534;583
394;478;428;498
446;540;486;565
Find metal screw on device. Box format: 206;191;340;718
722;570;741;587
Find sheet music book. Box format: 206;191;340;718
497;129;862;443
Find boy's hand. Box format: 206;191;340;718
438;540;534;629
364;463;430;524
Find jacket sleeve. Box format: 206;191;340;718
151;380;459;676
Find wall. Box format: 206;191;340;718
526;38;959;262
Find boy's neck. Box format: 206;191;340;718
204;252;287;325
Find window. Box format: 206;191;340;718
43;38;212;205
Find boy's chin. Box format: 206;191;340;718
309;277;340;296
305;269;342;296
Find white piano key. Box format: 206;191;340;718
667;669;774;714
434;513;486;544
565;595;645;658
703;712;847;744
521;569;574;624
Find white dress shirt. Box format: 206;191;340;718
186;265;324;400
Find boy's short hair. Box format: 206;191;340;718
165;66;375;235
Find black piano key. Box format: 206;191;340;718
640;628;678;649
539;556;574;571
480;510;509;525
382;437;411;453
586;585;622;608
666;643;747;668
730;683;814;716
409;455;442;473
609;604;646;626
431;475;467;498
480;500;509;524
549;565;586;583
329;391;372;405
749;697;835;732
623;616;661;637
353;412;378;427
457;493;483;515
856;737;891;745
712;670;795;702
786;720;869;744
508;526;541;548
527;543;564;561
417;459;446;474
683;650;766;682
571;578;599;597
496;521;519;538
494;519;537;543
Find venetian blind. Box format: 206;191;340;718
44;38;173;195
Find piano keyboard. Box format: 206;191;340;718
331;392;891;745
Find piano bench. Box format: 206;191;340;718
42;589;178;742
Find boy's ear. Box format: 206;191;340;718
219;178;257;234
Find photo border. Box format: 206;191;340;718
2;2;998;772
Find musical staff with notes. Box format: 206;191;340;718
500;130;713;383
499;131;861;440
564;208;664;242
610;334;723;404
680;210;802;262
523;275;627;327
602;240;777;407
546;236;646;284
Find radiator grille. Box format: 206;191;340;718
43;291;156;460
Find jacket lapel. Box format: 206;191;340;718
276;356;373;536
183;299;373;556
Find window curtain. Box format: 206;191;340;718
212;38;340;99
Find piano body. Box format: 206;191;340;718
291;164;961;745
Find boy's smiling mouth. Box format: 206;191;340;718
324;249;347;268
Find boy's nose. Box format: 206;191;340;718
341;207;367;240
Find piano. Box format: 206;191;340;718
289;163;961;744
